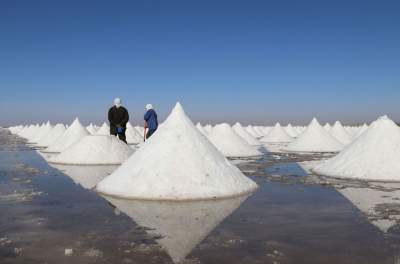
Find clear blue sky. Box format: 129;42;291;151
1;0;399;126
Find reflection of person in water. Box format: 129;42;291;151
106;201;121;216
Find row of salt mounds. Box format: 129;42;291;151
260;123;293;143
285;123;299;138
232;123;261;146
43;118;89;153
49;135;133;165
353;123;368;139
284;118;343;152
207;123;262;157
313;116;400;181
30;121;52;143
329;121;353;145
36;124;66;147
96;102;258;200
95;122;110;135
126;122;143;144
86;123;97;134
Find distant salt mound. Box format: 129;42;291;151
260;123;293;143
49;135;133;165
95;122;110;135
44;118;89;153
285;123;298;138
245;125;260;138
208;123;262;157
36;124;66;147
96;102;257;200
284;118;343;153
330;121;352;145
196;123;208;136
313;116;400;181
232;123;261;146
126;122;142;144
353;123;368;139
323;123;332;132
30;121;52;143
103;195;249;263
86;123;97;135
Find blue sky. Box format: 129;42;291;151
1;0;399;126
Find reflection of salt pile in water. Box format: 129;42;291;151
232;123;261;146
314;116;400;181
260;123;293;143
207;123;262;157
329;121;352;145
43;118;89;153
284;118;343;153
96;102;257;200
36;123;66;147
103;194;249;263
336;182;400;233
49;135;133;165
50;164;119;189
95;122;110;135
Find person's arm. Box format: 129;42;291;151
122;108;129;127
108;108;114;126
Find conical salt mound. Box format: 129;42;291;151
354;123;368;138
36;123;66;147
285;123;298;138
86;123;97;134
44;118;89;153
330;121;352;145
313;115;400;181
102;194;249;263
30;121;52;143
284;118;343;152
95;122;110;135
196;123;208;136
207;123;262;157
232;123;261;146
260;123;293;143
49;135;133;165
126;122;142;144
324;123;332;132
96;102;257;200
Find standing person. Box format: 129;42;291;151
108;98;129;143
144;104;158;141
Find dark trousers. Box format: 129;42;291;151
111;131;127;144
146;129;157;140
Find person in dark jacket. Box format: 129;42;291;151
108;98;129;143
144;104;158;140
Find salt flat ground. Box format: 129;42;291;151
0;128;399;264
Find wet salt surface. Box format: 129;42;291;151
1;128;400;263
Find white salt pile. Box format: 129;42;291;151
36;123;66;147
285;123;298;138
284;118;343;152
260;123;293;143
329;121;352;145
30;121;52;144
353;123;368;138
103;195;248;263
49;135;133;165
96;102;257;200
232;123;261;146
323;123;332;132
86;123;97;134
95;122;110;135
313;115;400;181
207;123;262;157
44;118;89;153
196;123;208;136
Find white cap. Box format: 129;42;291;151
145;104;153;110
114;98;122;107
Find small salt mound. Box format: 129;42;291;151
203;124;213;134
126;123;143;144
313;115;400;181
329;121;352;145
96;102;257;200
245;125;259;138
285;123;298;138
30;122;52;143
44;118;89;153
323;123;332;132
95;122;110;135
196;123;208;136
232;123;261;146
36;124;66;147
86;123;97;134
353;123;368;139
49;135;133;165
260;123;293;143
103;194;249;263
284;118;343;153
208;123;262;157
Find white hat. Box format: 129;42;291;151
114;98;122;108
145;104;153;110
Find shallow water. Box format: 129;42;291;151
1;128;400;263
